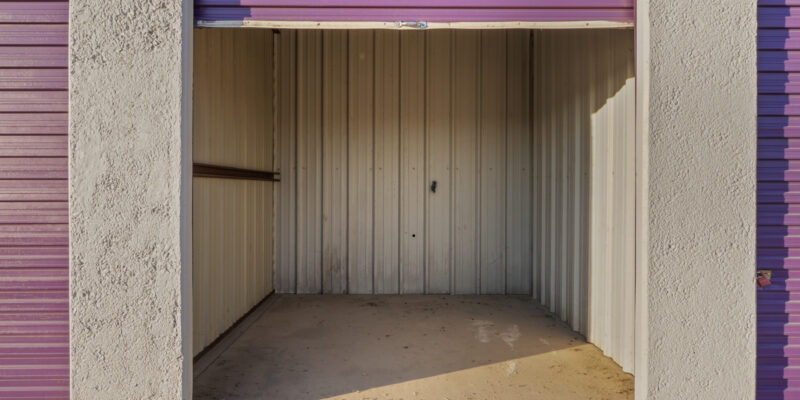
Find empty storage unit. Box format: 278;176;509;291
191;25;636;398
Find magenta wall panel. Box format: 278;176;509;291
759;1;800;399
0;1;69;398
194;0;634;24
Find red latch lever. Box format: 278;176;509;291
757;270;772;288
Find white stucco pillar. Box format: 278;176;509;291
638;0;757;398
69;0;193;397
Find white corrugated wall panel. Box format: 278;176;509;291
192;28;275;355
348;31;376;294
506;30;532;296
276;29;297;294
400;31;427;294
532;29;635;373
321;30;348;294
275;30;536;295
373;31;401;294
425;30;453;294
452;30;481;295
479;30;508;295
296;30;324;294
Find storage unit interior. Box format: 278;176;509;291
192;27;636;399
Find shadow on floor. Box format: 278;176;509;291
194;295;633;400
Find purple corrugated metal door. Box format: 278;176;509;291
194;0;634;25
759;1;800;399
0;1;69;398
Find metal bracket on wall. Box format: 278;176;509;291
193;163;281;182
395;21;428;29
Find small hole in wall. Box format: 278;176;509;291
412;234;416;238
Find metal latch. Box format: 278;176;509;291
395;21;428;29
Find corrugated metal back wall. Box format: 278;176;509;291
194;0;634;25
275;29;536;295
273;28;636;370
0;1;69;398
758;1;800;398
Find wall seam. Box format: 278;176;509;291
398;32;404;294
449;30;456;295
476;31;483;294
371;30;377;294
423;31;429;294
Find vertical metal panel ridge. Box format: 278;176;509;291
373;30;400;294
476;31;482;294
559;30;571;324
758;1;800;397
322;29;348;294
578;30;591;334
479;29;507;295
541;30;551;307
399;30;425;294
546;31;556;311
0;1;68;397
424;29;452;294
452;29;480;295
568;30;582;331
531;30;540;302
506;29;532;296
296;30;324;294
348;29;375;294
423;32;428;295
448;31;456;295
372;31;378;295
561;29;572;322
584;27;598;343
277;29;297;293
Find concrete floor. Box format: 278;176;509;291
194;295;633;400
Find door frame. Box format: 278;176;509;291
185;16;646;400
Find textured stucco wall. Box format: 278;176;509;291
645;0;757;398
69;0;192;397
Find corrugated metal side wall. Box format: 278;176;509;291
275;29;534;295
192;28;275;355
532;29;635;373
758;2;800;398
0;1;69;397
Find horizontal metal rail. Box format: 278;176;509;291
193;163;280;182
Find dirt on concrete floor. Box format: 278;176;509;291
194;295;633;400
